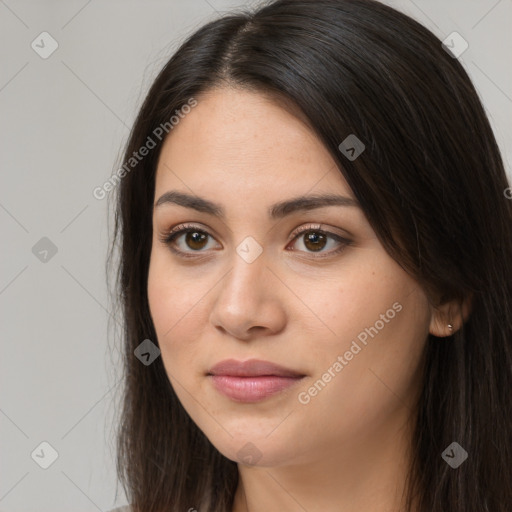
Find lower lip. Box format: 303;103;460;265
209;375;304;402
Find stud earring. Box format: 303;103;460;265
447;324;453;330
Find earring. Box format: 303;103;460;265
447;324;453;331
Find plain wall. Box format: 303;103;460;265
0;0;510;510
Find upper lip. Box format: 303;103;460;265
207;359;305;378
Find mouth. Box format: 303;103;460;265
207;359;306;403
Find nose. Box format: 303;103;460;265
208;249;287;341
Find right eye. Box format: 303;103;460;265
158;223;221;258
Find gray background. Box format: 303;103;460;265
1;0;511;511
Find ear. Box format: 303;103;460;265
429;291;473;338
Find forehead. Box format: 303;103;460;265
154;87;355;203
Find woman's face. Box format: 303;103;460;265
148;87;432;467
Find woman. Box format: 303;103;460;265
107;0;512;510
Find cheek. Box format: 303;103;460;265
147;253;203;368
285;263;411;357
322;295;427;417
148;245;207;329
292;260;430;415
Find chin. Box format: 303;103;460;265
202;426;301;468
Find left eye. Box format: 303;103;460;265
290;229;348;254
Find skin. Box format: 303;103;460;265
147;87;468;512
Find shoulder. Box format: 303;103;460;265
106;506;132;512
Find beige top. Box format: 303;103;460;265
107;507;131;512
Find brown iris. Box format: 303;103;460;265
185;231;208;250
303;231;327;252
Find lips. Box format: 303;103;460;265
207;359;306;403
207;358;305;378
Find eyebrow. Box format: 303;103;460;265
154;190;360;219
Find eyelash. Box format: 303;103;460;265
158;223;352;260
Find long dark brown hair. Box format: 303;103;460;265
106;0;512;510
